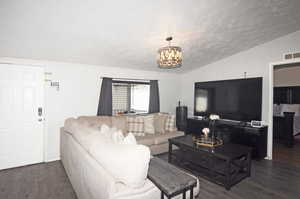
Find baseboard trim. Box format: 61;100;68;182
45;157;61;162
265;156;272;160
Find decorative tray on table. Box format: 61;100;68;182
192;135;223;147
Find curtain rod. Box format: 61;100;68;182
100;77;159;81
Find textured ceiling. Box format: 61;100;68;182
1;0;300;72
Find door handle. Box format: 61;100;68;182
38;107;43;117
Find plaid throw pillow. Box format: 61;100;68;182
152;113;168;134
165;115;177;132
127;116;145;136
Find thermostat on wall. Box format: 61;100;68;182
250;120;263;128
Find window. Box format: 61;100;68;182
112;81;150;115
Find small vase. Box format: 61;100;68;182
209;120;216;143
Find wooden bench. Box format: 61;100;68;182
148;157;197;199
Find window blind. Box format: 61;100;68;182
112;83;130;115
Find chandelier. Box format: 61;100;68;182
157;37;182;69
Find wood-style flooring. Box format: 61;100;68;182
0;161;77;199
1;155;300;199
273;139;300;167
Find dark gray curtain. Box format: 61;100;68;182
97;77;112;116
148;80;160;113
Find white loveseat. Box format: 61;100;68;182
60;117;200;199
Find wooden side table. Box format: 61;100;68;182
147;157;197;199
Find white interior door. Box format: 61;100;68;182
0;64;44;170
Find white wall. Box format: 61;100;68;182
0;57;181;161
180;30;300;159
274;66;300;87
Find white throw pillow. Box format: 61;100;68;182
123;133;137;145
100;124;118;139
143;115;155;134
111;130;125;144
102;125;137;145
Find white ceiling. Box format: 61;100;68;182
1;0;300;72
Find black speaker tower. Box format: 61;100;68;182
176;102;187;131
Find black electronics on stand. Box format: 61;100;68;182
176;102;188;131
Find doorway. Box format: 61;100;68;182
0;64;45;170
272;61;300;166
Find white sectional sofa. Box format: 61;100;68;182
60;116;200;199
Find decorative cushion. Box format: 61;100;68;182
127;116;145;136
153;113;168;134
100;124;137;145
123;133;137;145
99;124;118;140
143;115;155;134
165;114;177;132
111;129;125;144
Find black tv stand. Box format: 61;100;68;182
186;117;268;160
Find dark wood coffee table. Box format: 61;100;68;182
168;135;252;190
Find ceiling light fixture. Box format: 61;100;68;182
157;36;182;69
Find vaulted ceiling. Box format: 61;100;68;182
1;0;300;72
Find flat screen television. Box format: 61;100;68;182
194;77;262;122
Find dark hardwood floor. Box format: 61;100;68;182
273;138;300;167
0;161;77;199
0;156;300;199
